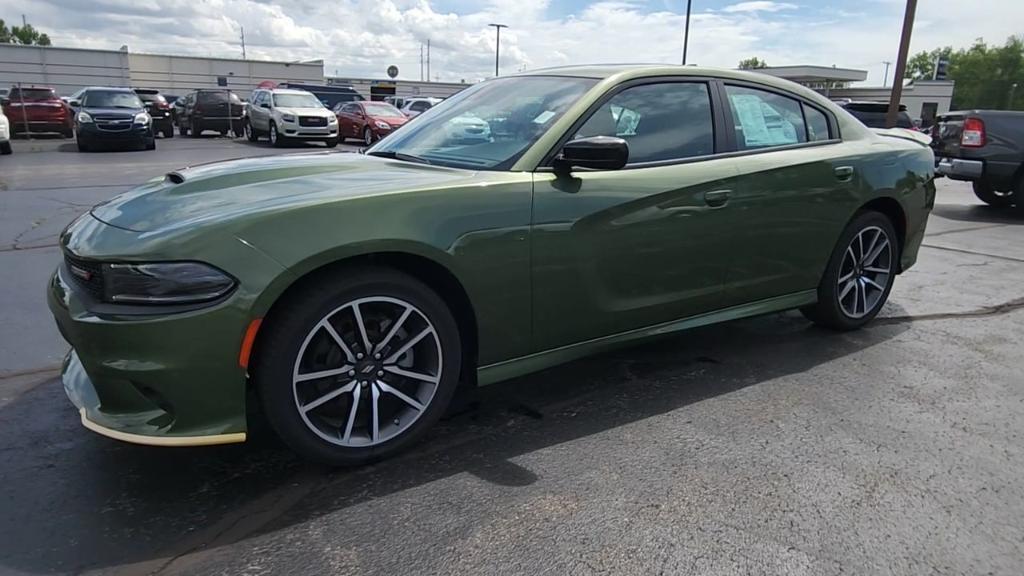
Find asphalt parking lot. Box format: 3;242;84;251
2;135;1023;576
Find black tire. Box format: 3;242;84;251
801;211;899;331
245;119;259;142
0;140;11;155
62;127;74;139
145;138;156;151
325;137;339;148
363;126;375;146
254;266;463;466
973;180;1013;207
270;122;284;147
76;138;89;152
163;126;174;139
178;120;188;136
190;119;201;138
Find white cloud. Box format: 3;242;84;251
1;0;1021;86
722;2;798;13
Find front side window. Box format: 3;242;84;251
410;101;431;112
574;82;715;164
725;85;807;149
82;91;143;108
369;76;597;170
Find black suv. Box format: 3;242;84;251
134;88;174;138
72;87;155;152
175;89;245;137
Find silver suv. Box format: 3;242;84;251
245;88;339;147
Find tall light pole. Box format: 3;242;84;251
681;0;693;65
886;0;917;128
489;23;508;77
882;60;891;87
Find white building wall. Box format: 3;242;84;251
0;45;129;95
831;80;955;121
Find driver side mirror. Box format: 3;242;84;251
68;99;80;108
259;102;270;109
553;136;629;175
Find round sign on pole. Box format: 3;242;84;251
387;65;399;79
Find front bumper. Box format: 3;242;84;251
281;121;338;139
936;157;983;180
78;122;153;145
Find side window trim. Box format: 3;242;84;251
538;76;728;170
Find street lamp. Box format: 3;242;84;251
489;23;508;77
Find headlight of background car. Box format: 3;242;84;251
102;262;236;304
281;114;296;123
375;120;391;130
77;112;93;123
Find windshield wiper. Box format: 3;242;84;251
366;150;432;165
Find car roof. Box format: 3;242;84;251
518;63;823;94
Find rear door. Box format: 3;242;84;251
719;82;859;306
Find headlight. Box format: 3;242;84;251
281;114;296;123
134;112;150;125
77;112;93;123
375;120;391;130
102;262;235;304
328;115;338;124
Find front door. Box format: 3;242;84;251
716;83;859;306
531;80;739;351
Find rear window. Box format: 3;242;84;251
198;91;243;104
842;103;913;129
8;88;58;101
137;93;166;104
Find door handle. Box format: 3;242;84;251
834;166;855;182
703;189;731;208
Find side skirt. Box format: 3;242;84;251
477;290;817;386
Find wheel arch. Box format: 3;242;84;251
856;195;907;271
249;248;480;388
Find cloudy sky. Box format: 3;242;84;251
4;0;1022;84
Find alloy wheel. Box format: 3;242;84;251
291;296;443;447
364;127;374;146
270;125;278;145
837;225;892;319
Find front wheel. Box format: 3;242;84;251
270;122;284;147
801;211;898;331
0;140;11;155
255;267;462;466
973;180;1013;207
325;137;339;148
363;126;375;146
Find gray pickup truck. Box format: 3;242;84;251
932;110;1024;208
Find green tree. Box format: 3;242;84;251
738;57;768;70
906;36;1024;110
1;19;51;45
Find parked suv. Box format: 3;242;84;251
176;89;244;137
134;88;174;138
73;87;155;152
932;110;1024;208
0;105;11;155
1;86;74;137
400;97;442;118
245;88;339;147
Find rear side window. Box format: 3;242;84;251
574;82;714;164
410;101;432;112
804;104;831;141
725;85;807;150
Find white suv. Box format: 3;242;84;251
245;88;339;147
0;106;11;155
400;97;443;118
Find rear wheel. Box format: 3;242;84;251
190;119;201;138
801;211;898;331
244;120;258;142
178;121;188;136
973;180;1013;207
163;125;174;138
255;267;462;466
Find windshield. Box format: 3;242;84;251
82;91;143;109
362;102;404;118
274;93;324;108
369;76;597;170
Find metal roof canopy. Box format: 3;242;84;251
754;65;868;83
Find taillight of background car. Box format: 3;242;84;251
961;117;986;147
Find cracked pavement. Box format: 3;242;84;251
1;137;1023;576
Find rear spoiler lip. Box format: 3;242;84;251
871;127;933;147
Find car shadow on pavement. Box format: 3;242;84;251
930;201;1024;225
0;308;911;574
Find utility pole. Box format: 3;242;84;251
1010;83;1019;109
489;23;508;77
240;26;246;60
681;0;693;65
882;61;891;87
427;39;431;83
886;0;917;128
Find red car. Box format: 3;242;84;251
333;101;408;145
1;86;73;137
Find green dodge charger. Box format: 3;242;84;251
48;65;935;464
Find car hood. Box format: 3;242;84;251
83;106;143;117
277;107;332;117
371;115;408;126
89;151;475;234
